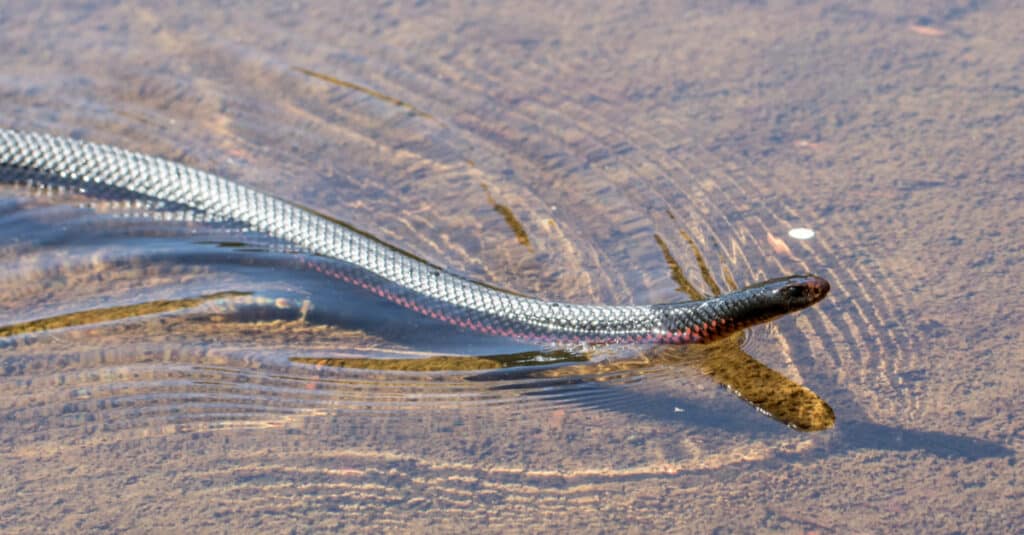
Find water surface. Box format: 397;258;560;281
1;1;1021;532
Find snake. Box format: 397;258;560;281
0;128;829;345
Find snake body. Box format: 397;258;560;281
0;128;829;344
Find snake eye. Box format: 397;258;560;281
779;284;810;300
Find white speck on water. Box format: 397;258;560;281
788;227;815;240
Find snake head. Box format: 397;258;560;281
733;273;831;321
656;274;830;344
719;274;830;337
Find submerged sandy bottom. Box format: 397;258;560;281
1;1;1022;531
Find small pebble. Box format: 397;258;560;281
788;227;815;240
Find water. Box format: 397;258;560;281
1;1;1021;531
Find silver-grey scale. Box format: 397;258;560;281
0;128;781;344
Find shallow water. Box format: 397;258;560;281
1;1;1022;532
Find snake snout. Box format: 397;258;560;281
804;275;830;302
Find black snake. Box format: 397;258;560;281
0;128;829;344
